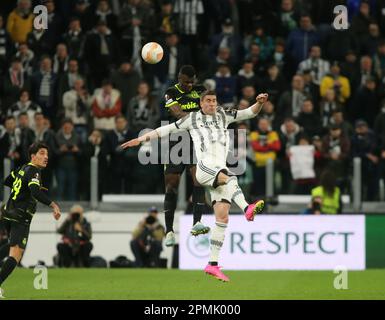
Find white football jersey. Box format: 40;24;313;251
156;106;256;167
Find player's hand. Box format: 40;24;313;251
121;138;141;149
50;202;61;220
256;93;268;104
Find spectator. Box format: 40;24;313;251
16;112;35;164
259;101;279;131
240;85;256;106
350;119;379;201
56;118;81;201
57;58;85;106
213;64;236;107
298;46;330;87
278;117;302;193
2;57;31;112
208;46;232;77
118;0;153;65
320;62;351;105
8;89;42;130
91;79;122;130
26;22;53;57
360;23;382;56
53;43;70;77
6;0;34;44
92;0;117;34
340;50;360;88
154;0;178;39
210;18;243;69
277;74;309;123
296;99;323;138
34;112;57;194
373;41;385;80
250;25;274;62
130;207;165;268
321;123;351;192
83;20;120;88
250;117;281;196
351;77;380;127
57;204;93;267
62;17;85;60
62;78;91;144
73;0;94;32
31;56;58;121
82;129;108;198
0;15;13;74
286;14;319;73
319;89;342;128
0;116;21;167
260;63;287;106
127;81;160;134
275;0;298;38
351;1;375;39
289;135;318;195
110;61;141;113
44;0;64;52
355;55;377;91
236;60;258;99
330;109;354;138
105;115;136;193
309;170;342;214
245;43;266;76
154;32;191;90
15;42;35;76
173;0;204;68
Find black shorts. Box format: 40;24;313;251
164;136;196;175
1;218;30;250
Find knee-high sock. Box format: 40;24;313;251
0;256;17;286
226;176;249;212
164;192;177;233
192;186;206;225
209;221;227;265
0;243;10;263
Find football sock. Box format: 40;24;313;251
0;256;17;286
226;176;249;211
192;186;206;225
209;221;227;263
0;243;10;263
164;192;177;233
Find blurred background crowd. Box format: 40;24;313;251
1;0;385;202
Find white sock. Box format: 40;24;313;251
209;221;227;263
226;176;249;212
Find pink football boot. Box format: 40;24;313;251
204;264;230;282
245;200;265;221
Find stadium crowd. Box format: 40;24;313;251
1;0;385;201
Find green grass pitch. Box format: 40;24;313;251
2;269;385;300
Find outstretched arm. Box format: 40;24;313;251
121;115;191;149
230;93;269;123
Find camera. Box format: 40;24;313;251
71;212;81;222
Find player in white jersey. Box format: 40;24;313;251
121;91;268;282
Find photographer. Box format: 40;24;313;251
56;205;93;267
130;207;165;268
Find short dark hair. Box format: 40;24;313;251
61;118;73;126
200;90;217;101
18;112;28;118
179;65;196;78
29;142;49;159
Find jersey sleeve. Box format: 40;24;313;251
174;113;192;130
164;88;179;109
226;107;256;124
27;167;41;188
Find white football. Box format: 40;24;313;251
141;42;164;64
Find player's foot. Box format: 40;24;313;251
165;231;176;247
190;221;210;236
245;200;265;221
204;264;230;282
0;287;5;299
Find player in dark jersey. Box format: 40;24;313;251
0;142;61;298
163;65;210;246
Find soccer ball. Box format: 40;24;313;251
141;42;164;64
